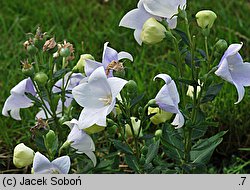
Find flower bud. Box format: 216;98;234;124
84;124;105;135
140;18;167;44
186;80;202;99
214;39;228;54
148;107;172;125
13;143;34;168
59;47;71;57
27;45;38;55
154;129;162;138
44;130;58;155
126;80;137;93
34;72;48;86
72;54;94;73
125;117;142;137
195;10;217;29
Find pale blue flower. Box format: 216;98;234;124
215;43;250;104
33;152;70;174
2;78;36;120
85;42;133;77
72;67;127;129
66;119;96;166
154;74;184;128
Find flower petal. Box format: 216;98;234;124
231;63;250;86
215;58;234;84
102;42;118;66
171;111;185;129
33;152;51;174
143;0;186;18
84;59;103;77
107;77;128;99
134;29;143;45
154;74;172;84
119;5;152;30
52;156;71;174
118;51;133;61
166;16;178;29
83;151;97;167
233;82;245;104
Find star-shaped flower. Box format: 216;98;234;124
72;67;127;129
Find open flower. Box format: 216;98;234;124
33;152;70;174
66;119;96;166
215;43;250;104
2;78;36;120
154;74;184;128
85;42;133;77
72;67;127;129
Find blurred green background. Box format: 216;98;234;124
0;0;250;173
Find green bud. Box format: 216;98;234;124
148;107;172;125
196;10;217;29
60;47;71;57
13;143;34;168
113;69;125;78
126;80;138;94
125;117;142;137
214;39;228;54
72;54;94;73
140;17;167;44
27;45;38;55
34;72;48;86
44;130;58;155
154;129;162;139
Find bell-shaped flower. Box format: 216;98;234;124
72;67;127;129
85;42;133;77
66;119;96;166
196;10;217;29
2;78;36;120
215;43;250;104
154;74;184;128
32;152;70;174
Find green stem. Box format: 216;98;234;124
205;36;210;66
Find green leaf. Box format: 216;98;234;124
161;124;184;161
173;29;190;46
190;131;227;164
124;154;141;173
131;93;145;108
110;139;133;155
25;92;42;107
52;68;70;80
201;83;223;103
145;139;160;164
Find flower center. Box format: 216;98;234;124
99;95;112;106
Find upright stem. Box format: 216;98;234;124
205;36;210;66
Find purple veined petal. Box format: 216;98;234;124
171;110;185;129
215;58;234;84
25;78;36;95
233;82;245;104
231;62;250;86
142;0;186;18
83;151;97;167
72;67;112;109
134;29;143;45
51;156;71;174
78;106;110;129
166;16;178;29
119;4;152;30
33;152;51;174
118;51;133;61
102;42;119;66
107;77;128;100
84;59;103;77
